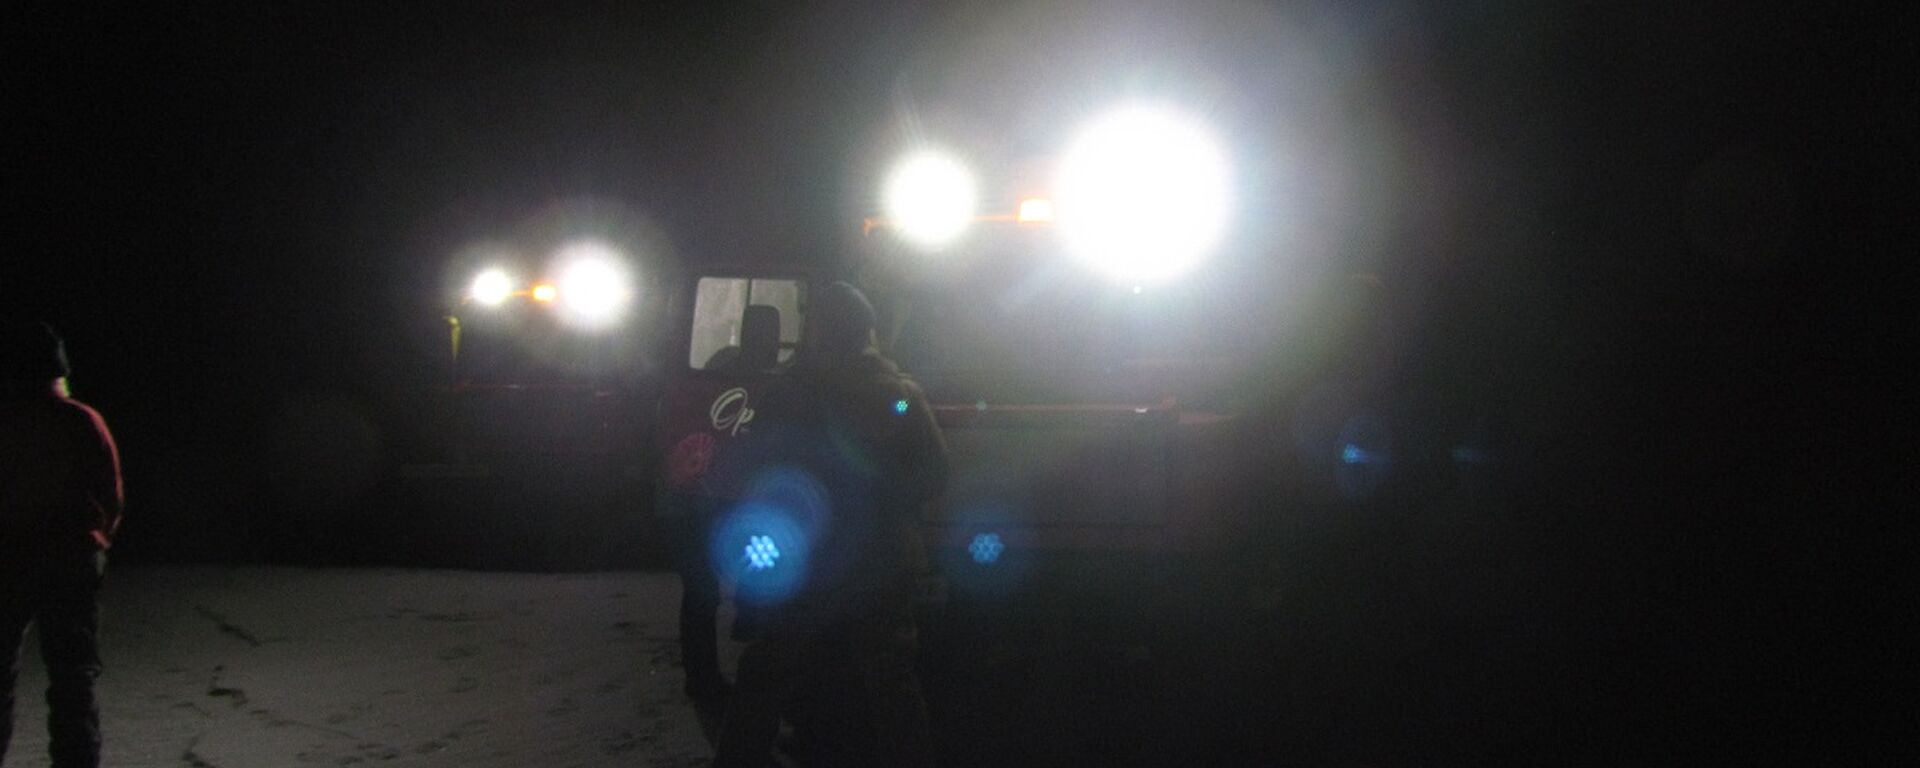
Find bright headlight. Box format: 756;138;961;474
469;269;514;307
883;150;977;249
551;241;634;329
1056;105;1232;283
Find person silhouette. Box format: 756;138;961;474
2;321;124;768
712;282;947;768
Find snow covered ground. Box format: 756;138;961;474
8;566;731;767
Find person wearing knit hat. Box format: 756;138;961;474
2;320;124;768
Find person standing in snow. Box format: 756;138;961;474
1;321;124;768
712;282;946;768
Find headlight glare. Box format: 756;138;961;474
884;150;977;249
550;241;634;329
1056;105;1232;283
469;269;515;307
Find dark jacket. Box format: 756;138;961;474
747;349;947;613
0;389;124;558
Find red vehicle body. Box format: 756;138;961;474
402;270;660;571
653;223;1275;608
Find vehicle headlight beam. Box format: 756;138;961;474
551;241;635;330
883;150;978;249
469;268;515;307
1056;104;1232;283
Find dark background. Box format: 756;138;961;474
5;0;1905;759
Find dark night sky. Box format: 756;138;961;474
6;4;1874;316
15;3;864;363
3;1;1902;553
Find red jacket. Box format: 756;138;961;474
1;390;124;555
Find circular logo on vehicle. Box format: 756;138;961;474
668;432;718;488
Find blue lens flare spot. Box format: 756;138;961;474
744;535;781;570
894;398;910;415
1450;447;1491;464
742;465;830;526
1335;414;1393;499
710;502;810;605
969;532;1005;565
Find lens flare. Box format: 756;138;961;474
1056;104;1232;283
744;535;782;571
711;503;811;605
1335;414;1392;499
742;465;831;524
969;532;1005;565
884;150;977;249
939;500;1030;597
550;241;634;329
469;269;514;307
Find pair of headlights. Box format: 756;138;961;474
882;104;1233;285
465;241;635;330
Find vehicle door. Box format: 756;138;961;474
656;272;811;503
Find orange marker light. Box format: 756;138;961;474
1017;198;1055;224
531;283;558;302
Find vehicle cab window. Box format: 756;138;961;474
688;276;807;373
